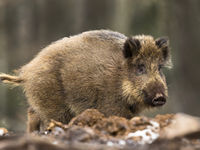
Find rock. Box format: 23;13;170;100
160;113;200;139
0;128;8;136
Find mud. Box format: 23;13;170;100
1;109;200;150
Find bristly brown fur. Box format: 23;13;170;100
0;30;172;132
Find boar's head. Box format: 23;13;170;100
121;35;172;112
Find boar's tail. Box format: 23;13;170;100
0;73;23;86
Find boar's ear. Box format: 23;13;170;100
123;37;141;58
155;37;169;60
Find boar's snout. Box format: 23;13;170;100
152;93;166;106
143;82;167;107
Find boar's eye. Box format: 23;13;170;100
158;64;163;71
136;64;146;75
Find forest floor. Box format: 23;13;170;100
1;109;200;150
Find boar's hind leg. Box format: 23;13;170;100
25;71;75;130
27;107;41;133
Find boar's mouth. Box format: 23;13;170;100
152;95;166;106
144;92;166;107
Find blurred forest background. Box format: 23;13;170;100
0;0;200;131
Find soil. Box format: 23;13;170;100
1;109;200;150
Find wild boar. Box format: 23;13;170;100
0;30;172;132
